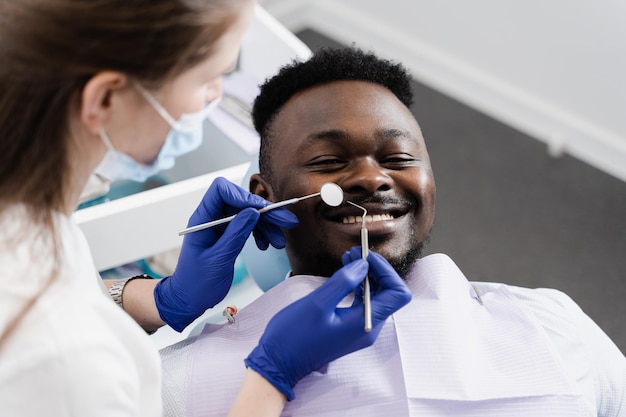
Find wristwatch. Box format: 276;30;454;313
108;274;152;309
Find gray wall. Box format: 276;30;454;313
263;0;626;185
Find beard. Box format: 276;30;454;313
379;236;427;278
302;229;429;280
369;233;428;278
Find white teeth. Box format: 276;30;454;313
341;213;394;224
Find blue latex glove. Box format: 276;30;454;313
244;249;412;400
154;177;298;331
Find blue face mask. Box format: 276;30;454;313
96;84;220;182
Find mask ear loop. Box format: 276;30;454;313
133;82;181;130
134;82;221;133
98;129;116;151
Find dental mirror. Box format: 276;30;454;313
319;182;343;207
178;182;344;235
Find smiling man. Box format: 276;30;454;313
250;72;434;279
161;47;625;417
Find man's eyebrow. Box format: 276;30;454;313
375;128;412;141
305;129;350;143
304;128;413;143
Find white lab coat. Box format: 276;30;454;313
0;205;162;417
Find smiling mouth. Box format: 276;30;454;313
341;213;395;224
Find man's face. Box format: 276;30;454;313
251;80;436;277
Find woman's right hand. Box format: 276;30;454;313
244;249;412;400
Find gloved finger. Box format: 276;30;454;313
350;282;365;308
186;201;261;248
343;247;400;293
341;247;366;307
342;246;363;265
206;208;260;260
252;207;298;250
190;177;270;225
253;228;270;250
308;259;368;307
260;207;299;229
252;207;297;249
341;250;352;266
253;222;286;250
366;252;412;324
209;177;270;210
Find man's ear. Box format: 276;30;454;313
249;173;276;202
80;71;129;135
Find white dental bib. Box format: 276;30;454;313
187;254;588;416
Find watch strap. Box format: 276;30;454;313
108;274;152;309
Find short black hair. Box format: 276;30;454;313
252;46;414;182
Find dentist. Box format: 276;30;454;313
0;0;412;416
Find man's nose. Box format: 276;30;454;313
341;158;392;194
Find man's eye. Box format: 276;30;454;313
381;156;419;168
308;158;345;166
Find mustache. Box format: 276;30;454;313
319;194;419;216
342;195;419;208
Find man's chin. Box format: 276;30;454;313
290;235;429;279
375;237;429;279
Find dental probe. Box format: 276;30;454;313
178;182;343;236
347;201;372;332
